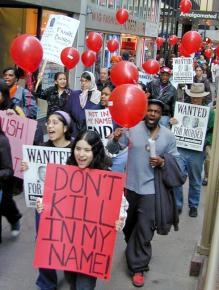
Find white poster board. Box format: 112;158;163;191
172;102;210;151
41;14;80;65
85;109;113;146
23;145;71;207
173;57;193;84
138;71;153;85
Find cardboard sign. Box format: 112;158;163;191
0;112;37;178
172;102;210;151
23;146;71;207
85;109;113;146
41;14;80;65
173;57;193;84
34;164;124;280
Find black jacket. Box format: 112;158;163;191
0;132;14;193
147;79;177;117
154;153;186;235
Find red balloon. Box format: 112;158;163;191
81;50;96;67
179;0;192;13
181;31;202;54
168;35;178;46
216;45;219;57
116;9;129;25
205;37;212;44
109;84;147;128
60;47;80;70
142;59;160;75
178;43;191;57
110;61;139;86
156;37;164;49
107;39;119;52
10;34;43;73
204;49;213;59
86;32;103;53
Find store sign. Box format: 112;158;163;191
121;41;136;50
41;14;80;65
178;10;219;20
86;5;145;36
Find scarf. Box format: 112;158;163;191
79;71;100;108
9;84;18;99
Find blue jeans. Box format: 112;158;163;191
111;148;128;173
174;148;204;209
35;211;57;290
64;271;96;290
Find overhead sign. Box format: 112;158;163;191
178;10;219;20
34;164;124;280
173;57;193;84
172;102;210;151
41;14;80;65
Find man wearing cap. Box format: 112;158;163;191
172;83;214;217
146;66;177;127
109;99;184;287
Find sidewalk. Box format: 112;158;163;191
0;182;205;290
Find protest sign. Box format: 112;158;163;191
23;146;71;207
172;102;210;151
0;111;37;178
85;109;113;146
173;57;193;84
41;14;80;65
138;71;153;85
34;164;124;280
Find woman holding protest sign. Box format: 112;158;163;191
36;72;72;117
0;121;22;242
36;130;125;290
21;110;73;290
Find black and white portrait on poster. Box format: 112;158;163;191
22;145;71;207
173;57;193;84
171;102;210;151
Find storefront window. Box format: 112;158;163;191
104;34;120;68
128;0;134;15
143;0;149;19
139;0;144;17
99;0;107;6
108;0;115;8
134;0;139;17
122;0;129;9
115;0;122;8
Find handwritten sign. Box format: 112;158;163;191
23;146;71;207
41;14;80;65
173;57;193;84
0;112;37;178
34;164;124;280
172;102;210;151
85;109;113;146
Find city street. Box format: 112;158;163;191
0;182;205;290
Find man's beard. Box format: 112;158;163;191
144;117;160;130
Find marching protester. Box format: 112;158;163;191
65;71;101;138
0;121;22;242
0;79;25;116
35;130;124;290
107;99;185;287
2;67;37;119
146;66;177;127
21;110;73;290
36;72;72;117
96;67;111;91
172;83;214;217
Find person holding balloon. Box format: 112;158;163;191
64;71;101;139
36;72;72;117
110;99;184;287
